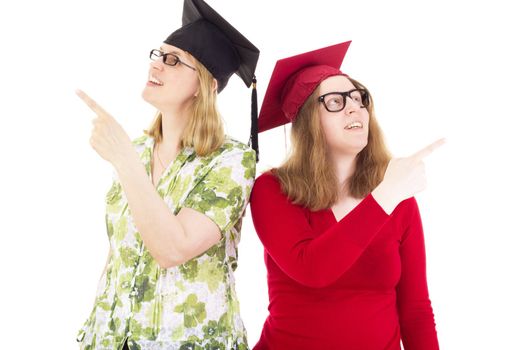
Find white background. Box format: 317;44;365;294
1;0;524;349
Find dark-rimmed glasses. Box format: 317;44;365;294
318;89;370;112
149;49;196;71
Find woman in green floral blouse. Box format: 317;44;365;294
75;1;259;349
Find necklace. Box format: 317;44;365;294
155;145;167;172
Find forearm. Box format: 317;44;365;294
75;89;218;267
276;195;390;287
114;153;187;267
252;174;391;288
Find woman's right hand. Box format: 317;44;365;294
371;138;446;214
75;89;136;170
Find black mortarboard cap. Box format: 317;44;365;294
164;0;260;159
164;0;259;93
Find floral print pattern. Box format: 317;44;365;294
77;135;256;350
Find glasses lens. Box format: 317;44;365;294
150;49;161;60
163;54;179;66
361;90;369;107
350;90;364;105
323;94;345;112
351;89;369;107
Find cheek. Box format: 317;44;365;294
363;109;370;123
320;118;342;142
319;109;339;131
358;109;370;131
319;115;329;134
319;114;334;136
169;75;199;97
185;75;200;96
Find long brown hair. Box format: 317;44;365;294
146;58;224;156
274;77;391;211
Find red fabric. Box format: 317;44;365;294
281;65;345;122
250;172;439;350
257;41;351;133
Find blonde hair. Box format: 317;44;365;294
274;77;391;211
146;58;224;156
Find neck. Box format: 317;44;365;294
157;105;191;156
331;152;358;197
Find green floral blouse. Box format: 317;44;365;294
77;135;256;350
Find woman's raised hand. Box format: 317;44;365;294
76;89;135;169
372;138;446;214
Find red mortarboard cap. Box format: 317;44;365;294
258;41;351;133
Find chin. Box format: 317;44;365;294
141;87;150;100
347;140;368;155
142;89;159;108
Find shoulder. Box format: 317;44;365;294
394;197;420;216
131;133;152;153
188;137;256;184
253;171;283;196
209;137;256;168
132;133;150;147
250;171;308;219
254;171;279;185
218;137;255;158
391;196;422;231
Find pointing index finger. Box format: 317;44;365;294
411;138;446;161
75;89;109;117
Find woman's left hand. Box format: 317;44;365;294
76;89;135;168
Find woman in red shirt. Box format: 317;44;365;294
250;41;442;349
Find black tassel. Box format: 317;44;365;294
250;75;259;162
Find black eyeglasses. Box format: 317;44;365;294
149;49;196;71
318;89;370;112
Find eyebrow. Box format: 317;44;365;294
159;46;183;56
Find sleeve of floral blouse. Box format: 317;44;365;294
396;198;439;350
250;172;391;288
184;147;256;236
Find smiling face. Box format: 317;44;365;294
142;44;200;112
318;75;370;157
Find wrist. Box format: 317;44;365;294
113;148;141;174
371;183;398;215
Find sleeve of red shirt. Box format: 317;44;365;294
250;172;391;288
396;198;440;350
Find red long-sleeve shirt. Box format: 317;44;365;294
250;172;439;350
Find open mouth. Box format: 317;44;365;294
148;75;164;86
344;121;363;130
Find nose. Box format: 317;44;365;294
150;57;164;71
344;96;359;114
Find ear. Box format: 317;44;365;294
194;78;218;97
